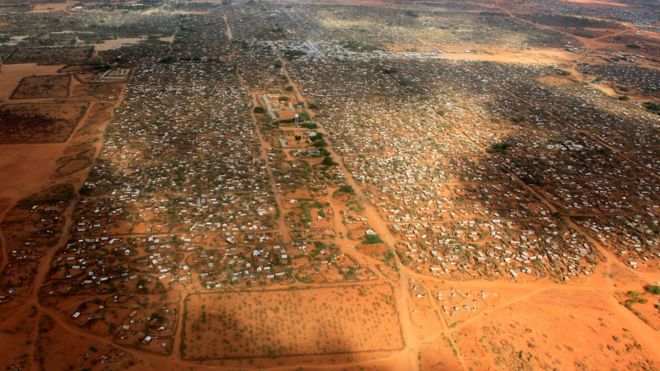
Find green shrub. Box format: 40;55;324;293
521;175;542;186
321;156;336;166
644;285;660;295
298;111;311;121
333;185;355;197
642;102;660;114
79;184;93;196
300;122;318;129
364;233;383;244
488;142;510;153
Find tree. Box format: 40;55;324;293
321;156;336;166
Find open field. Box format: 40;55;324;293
0;64;64;101
182;285;404;360
11;74;70;99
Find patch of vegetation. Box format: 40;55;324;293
624;291;648;308
158;55;175;64
297;111;311;122
521;175;542;186
300;122;318;129
283;49;306;60
405;10;419;18
321;156;337;166
79;184;93;196
488;142;511;153
644;285;660;295
312;138;327;148
253;106;265;114
384;250;395;262
343;267;356;280
642;102;660;115
334;185;355;197
364;233;383;245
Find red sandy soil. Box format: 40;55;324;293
0;144;66;200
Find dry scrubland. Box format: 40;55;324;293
183;285;403;359
0;101;88;143
454;289;657;370
11;74;70;99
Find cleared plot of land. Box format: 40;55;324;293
453;289;659;370
11;75;70;99
182;284;404;360
71;82;123;101
0;63;64;101
0;102;88;144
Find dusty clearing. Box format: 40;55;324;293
92;37;146;51
452;288;658;370
0;144;65;198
